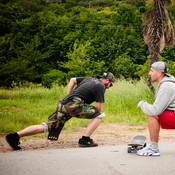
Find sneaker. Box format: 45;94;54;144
78;136;98;147
137;144;160;156
5;133;21;150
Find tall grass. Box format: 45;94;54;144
103;78;155;125
0;79;155;133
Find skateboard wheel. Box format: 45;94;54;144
128;147;131;153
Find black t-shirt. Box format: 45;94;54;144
62;77;106;104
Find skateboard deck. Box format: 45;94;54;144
128;135;147;153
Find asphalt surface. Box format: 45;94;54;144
0;143;175;175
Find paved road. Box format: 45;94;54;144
0;143;175;175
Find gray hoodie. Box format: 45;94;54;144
138;74;175;116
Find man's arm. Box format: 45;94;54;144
137;86;172;116
96;102;103;111
67;78;77;95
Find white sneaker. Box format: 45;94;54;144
137;144;160;156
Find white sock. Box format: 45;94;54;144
150;142;158;149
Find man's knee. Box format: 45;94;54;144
147;116;159;126
95;112;105;119
148;115;158;120
41;122;48;133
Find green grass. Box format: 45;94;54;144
103;78;155;125
0;79;155;134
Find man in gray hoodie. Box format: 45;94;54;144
137;61;175;156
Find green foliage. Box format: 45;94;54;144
135;57;150;78
60;41;105;78
144;0;153;13
161;46;175;77
48;4;66;15
167;61;175;76
42;69;66;88
161;46;175;62
112;55;137;78
0;0;28;36
0;0;174;87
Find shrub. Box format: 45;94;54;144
42;69;66;88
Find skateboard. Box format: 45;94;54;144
127;135;147;153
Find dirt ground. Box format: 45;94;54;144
1;123;175;153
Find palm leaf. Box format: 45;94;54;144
164;4;175;47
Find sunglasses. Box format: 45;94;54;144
109;82;113;87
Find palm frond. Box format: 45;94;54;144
164;3;175;47
164;19;175;47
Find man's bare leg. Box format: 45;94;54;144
18;124;45;138
148;116;160;142
137;116;160;156
78;118;102;147
6;125;45;150
84;118;102;137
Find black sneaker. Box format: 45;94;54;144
78;136;98;147
5;133;21;150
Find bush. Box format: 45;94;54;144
135;57;150;78
112;55;137;78
42;69;66;88
167;61;175;77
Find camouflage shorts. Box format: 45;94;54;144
44;97;101;140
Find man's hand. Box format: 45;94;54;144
137;101;146;108
67;78;77;94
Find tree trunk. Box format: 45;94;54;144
146;0;166;90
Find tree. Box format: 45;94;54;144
142;0;175;90
60;41;105;79
0;0;28;36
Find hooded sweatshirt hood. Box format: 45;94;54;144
157;74;175;89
